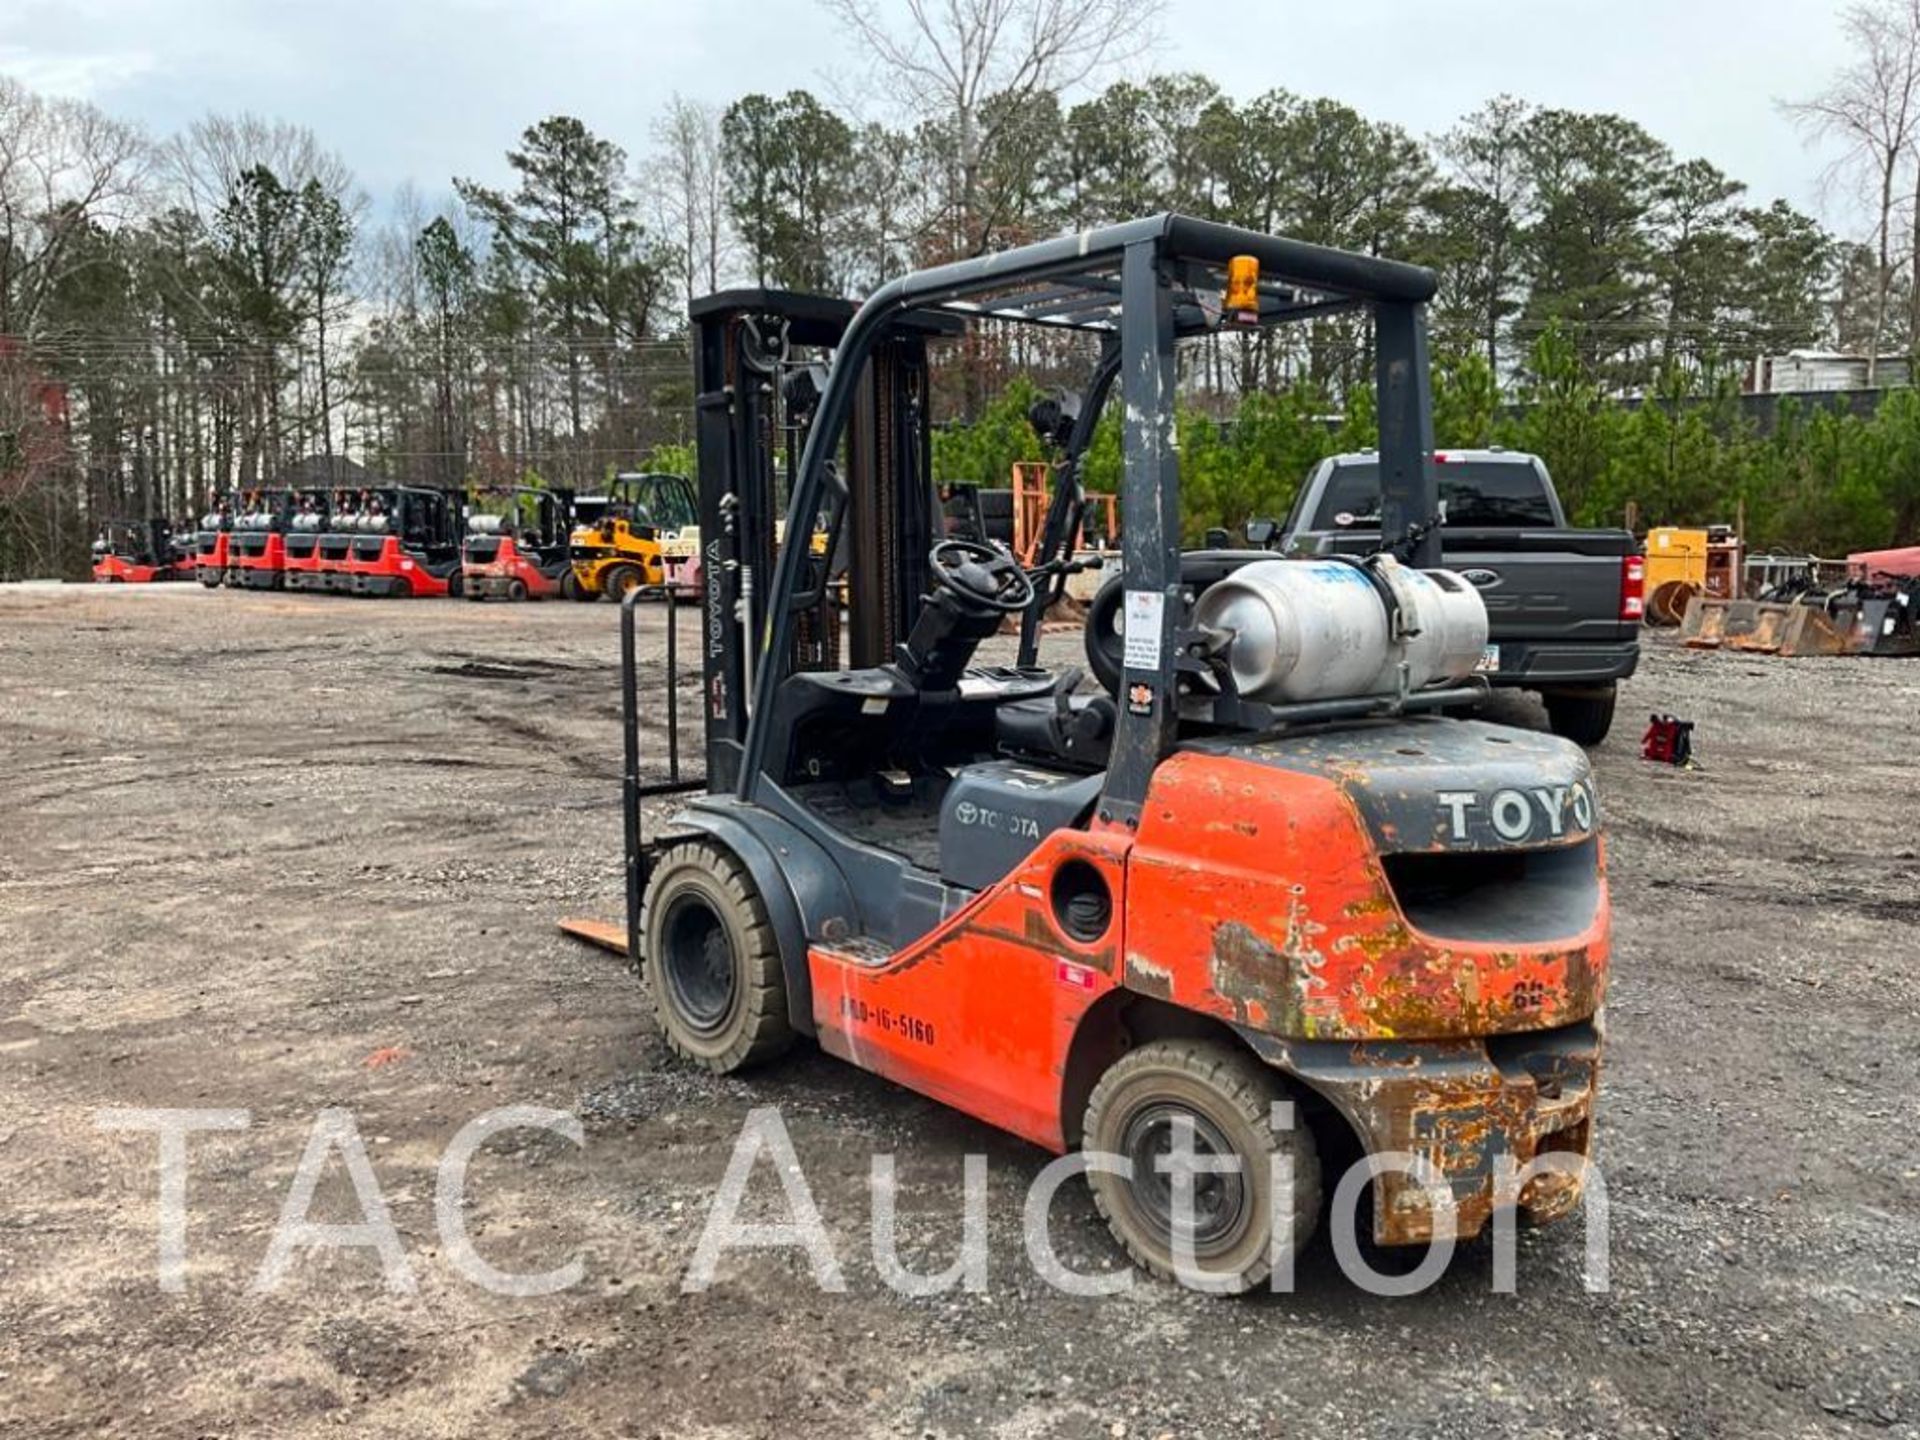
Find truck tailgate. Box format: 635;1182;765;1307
1316;527;1637;645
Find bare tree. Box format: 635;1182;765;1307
0;77;149;340
819;0;1164;257
1787;0;1920;379
163;112;358;222
366;180;432;321
648;94;729;315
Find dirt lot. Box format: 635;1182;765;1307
1;581;1917;1439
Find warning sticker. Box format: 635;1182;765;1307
1123;590;1164;671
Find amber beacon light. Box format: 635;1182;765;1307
1223;254;1261;320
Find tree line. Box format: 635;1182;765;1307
0;0;1912;577
941;330;1920;557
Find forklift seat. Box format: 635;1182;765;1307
768;664;1063;785
993;691;1116;772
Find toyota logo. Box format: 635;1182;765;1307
1461;568;1502;589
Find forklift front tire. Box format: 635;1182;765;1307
1542;683;1617;747
1083;1039;1321;1294
641;841;793;1073
564;570;591;602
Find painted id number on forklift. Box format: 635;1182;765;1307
839;996;938;1047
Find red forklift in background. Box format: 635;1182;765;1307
314;490;363;593
347;486;465;597
193;497;233;586
461;485;582;600
599;223;1611;1293
280;490;333;590
91;518;196;583
228;491;288;588
229;488;329;589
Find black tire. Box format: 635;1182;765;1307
1084;552;1273;696
506;577;529;602
1084;572;1127;694
444;570;464;600
563;569;591;602
1543;684;1617;747
1083;1039;1321;1293
640;841;792;1073
604;563;643;601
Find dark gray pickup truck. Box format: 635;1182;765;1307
1277;449;1641;745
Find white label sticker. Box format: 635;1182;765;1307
1123;590;1165;671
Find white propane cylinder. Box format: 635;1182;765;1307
1190;557;1489;704
1385;563;1492;693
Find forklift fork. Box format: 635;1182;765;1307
622;584;707;970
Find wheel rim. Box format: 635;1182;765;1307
1119;1101;1250;1254
660;893;736;1035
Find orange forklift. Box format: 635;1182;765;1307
313;489;363;593
229;487;329;589
461;485;582;600
281;490;334;591
344;486;465;597
614;225;1609;1291
91;517;195;583
193;496;233;586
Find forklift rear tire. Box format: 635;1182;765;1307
1542;684;1617;747
445;571;465;599
1083;1039;1320;1293
641;841;793;1073
506;578;529;602
605;564;643;602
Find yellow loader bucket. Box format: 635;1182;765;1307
1681;594;1866;656
1766;605;1859;657
1680;595;1750;648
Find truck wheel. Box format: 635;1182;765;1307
641;841;792;1073
604;564;643;601
1543;685;1617;747
1082;1039;1320;1293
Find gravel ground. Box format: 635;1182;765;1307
1;581;1917;1440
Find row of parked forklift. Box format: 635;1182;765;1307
97;474;700;600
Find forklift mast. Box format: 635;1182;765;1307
688;289;951;792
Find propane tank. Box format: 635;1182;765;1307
1190;557;1488;704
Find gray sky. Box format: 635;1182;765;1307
0;0;1854;227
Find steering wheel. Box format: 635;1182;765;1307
930;539;1036;615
